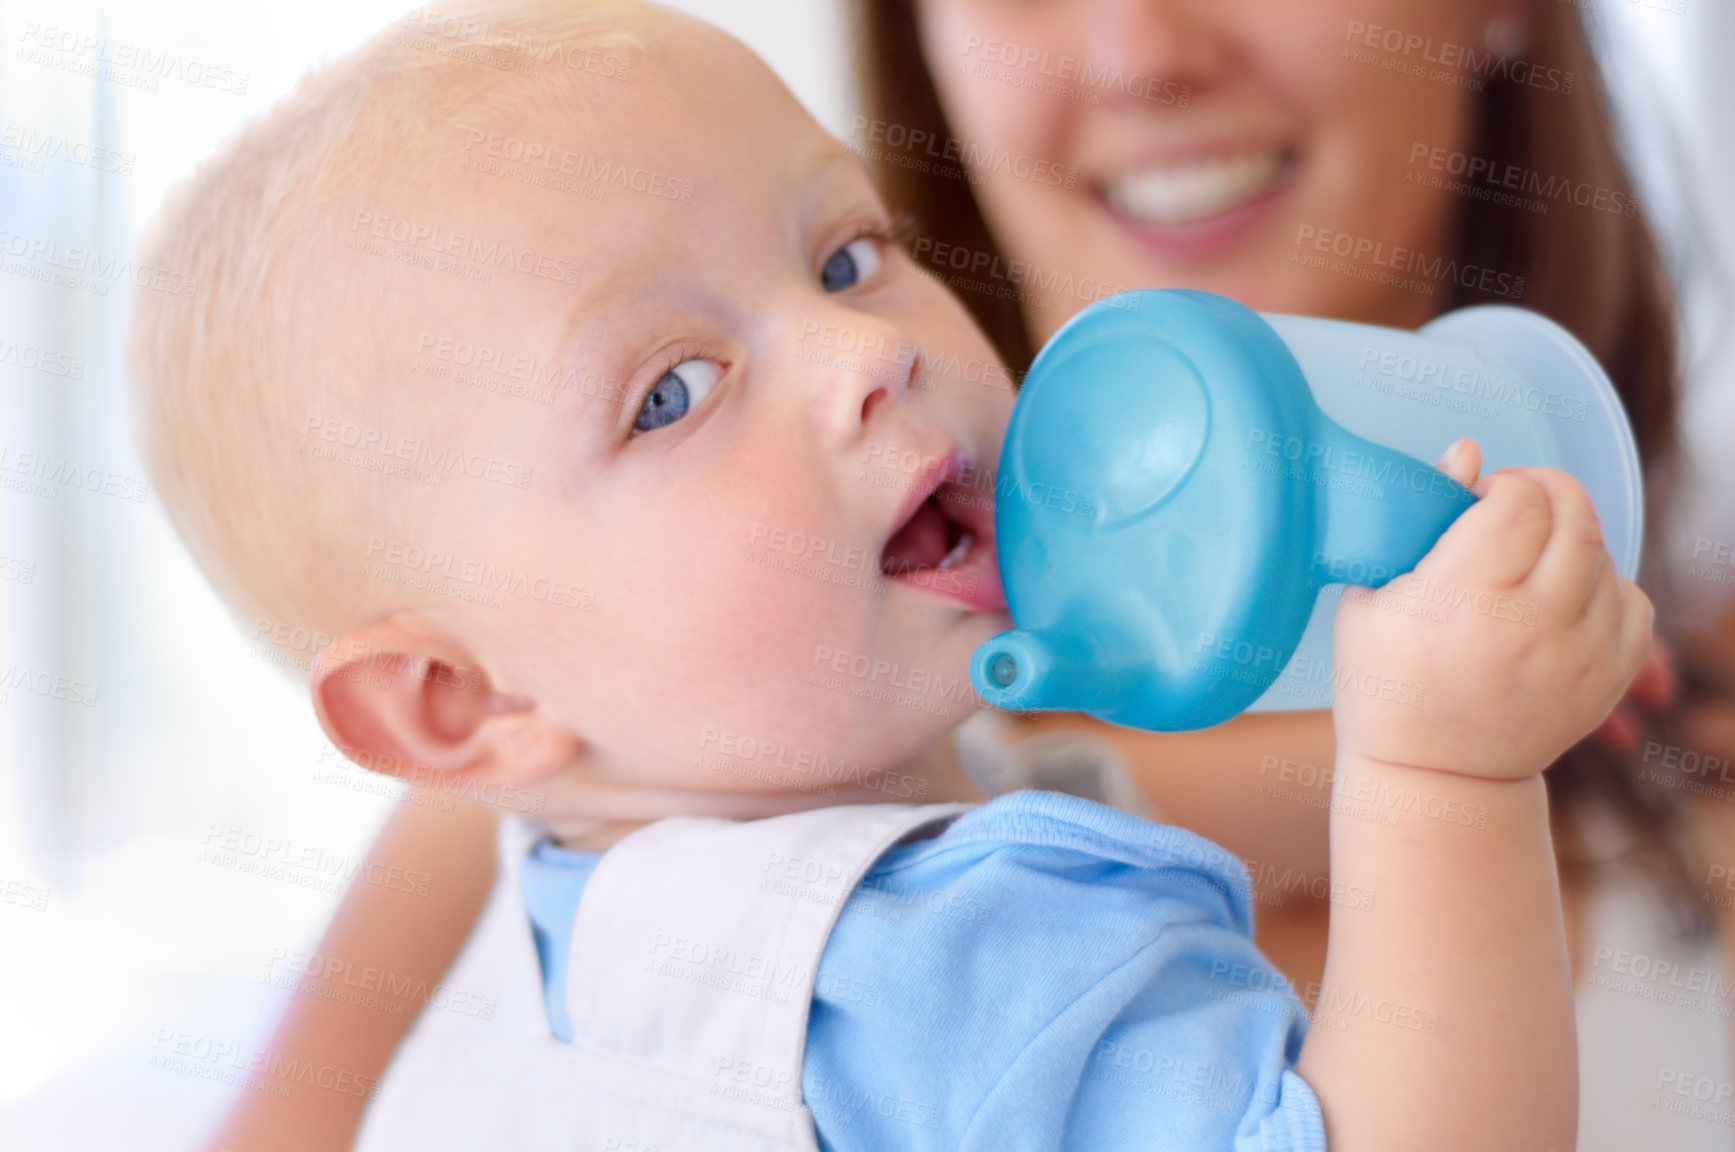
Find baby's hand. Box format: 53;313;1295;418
1330;438;1654;781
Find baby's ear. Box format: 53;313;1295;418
310;613;579;794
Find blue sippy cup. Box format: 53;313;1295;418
968;289;1643;732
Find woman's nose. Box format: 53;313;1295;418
1083;0;1230;103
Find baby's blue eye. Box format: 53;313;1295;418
821;237;883;292
634;359;722;433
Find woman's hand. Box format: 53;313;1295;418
1681;594;1735;715
1677;597;1735;832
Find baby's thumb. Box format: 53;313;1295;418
1435;437;1482;488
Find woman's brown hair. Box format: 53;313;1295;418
851;0;1701;930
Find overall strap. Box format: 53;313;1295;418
355;813;585;1152
565;802;972;1149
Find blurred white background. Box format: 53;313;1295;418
0;1;1728;1149
0;2;852;1147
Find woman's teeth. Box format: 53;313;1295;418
1103;148;1286;226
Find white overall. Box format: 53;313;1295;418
353;801;971;1152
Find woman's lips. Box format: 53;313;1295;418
1103;146;1289;225
1096;144;1297;260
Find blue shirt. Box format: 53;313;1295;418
521;790;1326;1152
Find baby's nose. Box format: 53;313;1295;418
799;318;922;447
860;348;924;424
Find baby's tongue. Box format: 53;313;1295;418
881;498;951;575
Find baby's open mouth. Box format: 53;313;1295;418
882;488;971;575
879;459;1007;612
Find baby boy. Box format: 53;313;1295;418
129;2;1651;1150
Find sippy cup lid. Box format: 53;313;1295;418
970;289;1643;731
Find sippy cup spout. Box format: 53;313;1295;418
970;625;1136;715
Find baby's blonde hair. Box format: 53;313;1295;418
129;0;651;639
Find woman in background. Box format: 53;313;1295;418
851;0;1727;1147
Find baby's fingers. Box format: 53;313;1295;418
1440;469;1552;587
1613;575;1657;692
1575;567;1655;729
1435;437;1482;489
1512;466;1608;618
